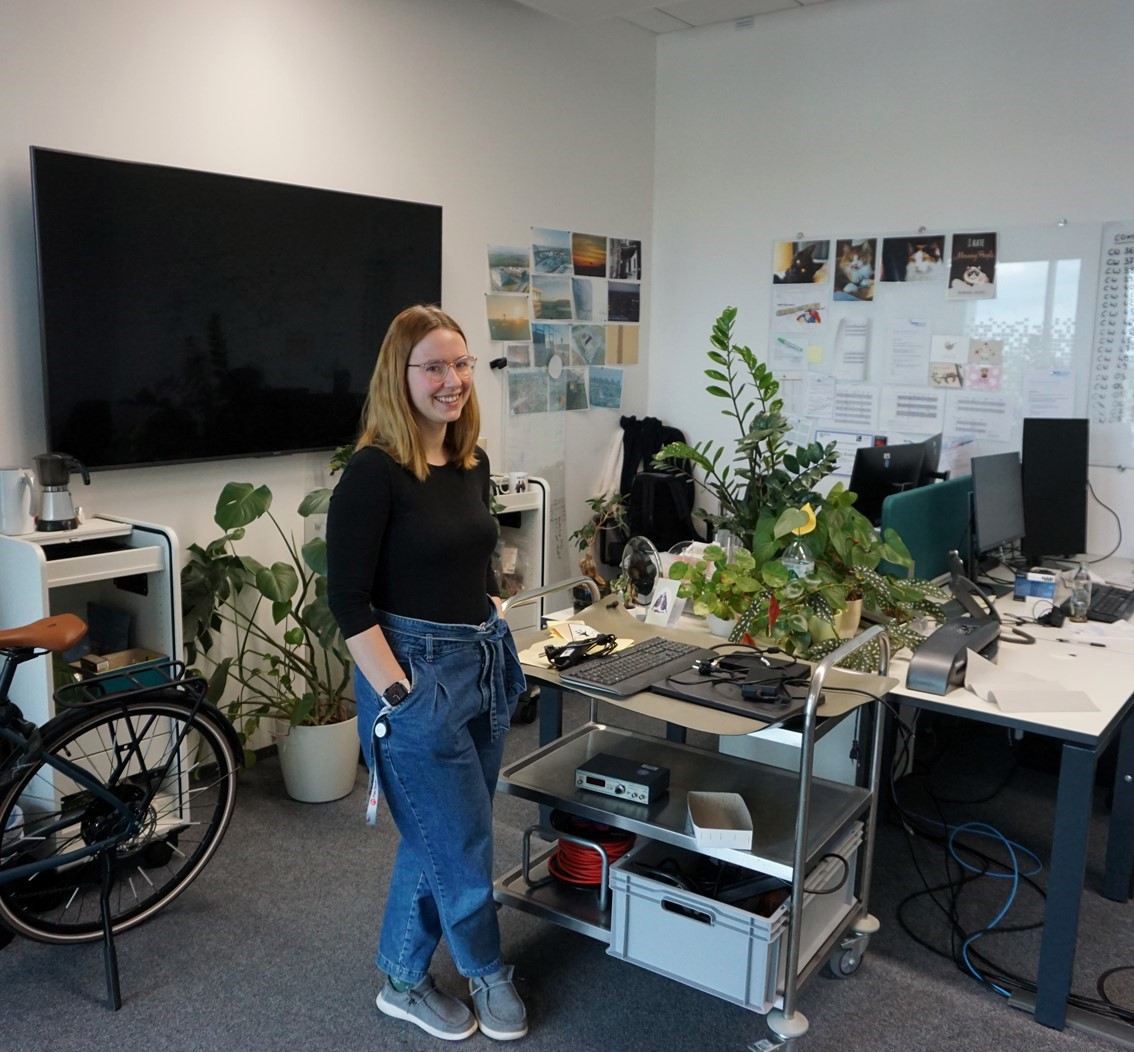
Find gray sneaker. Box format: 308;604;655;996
376;974;478;1041
469;965;528;1041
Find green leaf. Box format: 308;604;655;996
255;561;299;602
302;536;328;575
299;487;332;517
215;482;272;531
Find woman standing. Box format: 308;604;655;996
327;304;528;1042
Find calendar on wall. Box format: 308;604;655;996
1090;222;1134;425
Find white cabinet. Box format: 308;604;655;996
0;516;181;725
494;477;550;632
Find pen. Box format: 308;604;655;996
1056;638;1106;648
776;336;804;353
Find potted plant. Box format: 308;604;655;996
181;480;357;802
666;544;762;635
568;493;628;605
656;307;948;668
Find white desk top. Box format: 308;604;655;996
890;556;1134;745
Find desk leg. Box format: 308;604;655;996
538;683;564;747
1103;713;1134;902
1034;741;1095;1030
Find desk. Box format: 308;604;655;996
886;566;1134;1034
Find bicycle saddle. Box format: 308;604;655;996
0;613;86;652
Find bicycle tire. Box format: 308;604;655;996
0;693;239;943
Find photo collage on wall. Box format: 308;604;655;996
766;231;1018;477
485;227;642;415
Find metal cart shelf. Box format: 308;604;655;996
493;587;890;1044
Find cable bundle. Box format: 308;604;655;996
547;811;636;888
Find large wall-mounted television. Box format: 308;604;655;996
30;147;442;470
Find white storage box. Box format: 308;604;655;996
607;822;863;1014
687;791;753;850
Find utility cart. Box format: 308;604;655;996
495;585;891;1046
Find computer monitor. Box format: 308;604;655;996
970;451;1025;566
916;432;945;487
849;443;927;526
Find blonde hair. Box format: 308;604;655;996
356;305;482;480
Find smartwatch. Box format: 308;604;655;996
381;678;412;707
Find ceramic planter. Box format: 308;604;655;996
277;715;360;803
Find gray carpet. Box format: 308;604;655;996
2;702;1132;1052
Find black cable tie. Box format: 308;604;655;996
489;357;508;370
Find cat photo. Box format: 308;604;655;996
833;238;876;301
881;236;945;281
947;232;997;299
772;239;829;284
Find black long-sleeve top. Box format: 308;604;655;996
326;445;498;637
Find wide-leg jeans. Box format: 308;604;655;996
355;605;526;985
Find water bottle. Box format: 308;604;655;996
1069;562;1092;623
782;537;814;579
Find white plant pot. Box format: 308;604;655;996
277;715;360;803
706;613;737;638
836;598;863;639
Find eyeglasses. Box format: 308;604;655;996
406;356;478;383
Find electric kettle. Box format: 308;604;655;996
33;453;90;532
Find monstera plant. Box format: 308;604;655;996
181;481;352;760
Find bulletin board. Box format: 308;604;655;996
765;221;1134;479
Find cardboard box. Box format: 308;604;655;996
1013;569;1057;601
687;791;754;850
76;648;171;695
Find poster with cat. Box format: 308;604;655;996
948;232;997;299
880;235;946;282
833;238;877;301
772;239;830;284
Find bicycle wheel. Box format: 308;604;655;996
0;694;239;943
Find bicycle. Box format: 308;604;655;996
0;613;243;1008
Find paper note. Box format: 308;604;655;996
963;649;1097;713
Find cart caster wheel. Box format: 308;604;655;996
826;946;863;978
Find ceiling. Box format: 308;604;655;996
508;0;837;34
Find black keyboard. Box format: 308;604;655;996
557;636;715;698
1062;582;1134;624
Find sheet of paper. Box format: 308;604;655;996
804;373;837;418
963;649;1097;712
815;429;875;476
878;385;946;434
770;334;807;369
1024;368;1075;417
832;382;879;431
886;319;931;385
944;390;1015;443
833;316;869;380
645;578;686;626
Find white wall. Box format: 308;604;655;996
0;0;656;586
649;0;1134;557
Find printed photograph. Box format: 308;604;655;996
508;369;549;415
608;280;640;323
572;232;607;277
572;276;607;322
881;235;945;282
833;238;877;301
969;338;1004;365
948;232;997;299
564;367;589;411
485;293;532;341
506;343;532;368
772;239;830;284
588;365;623;409
532;275;574;319
531;322;572;367
606;323;639;365
571;324;606;365
487;245;530;292
531;227;573;274
608;237;642;280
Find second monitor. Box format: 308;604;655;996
849;433;941;525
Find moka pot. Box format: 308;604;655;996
33;453;90;532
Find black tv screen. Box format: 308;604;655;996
30;147;442;470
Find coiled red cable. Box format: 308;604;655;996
547;816;636;887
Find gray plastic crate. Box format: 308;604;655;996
607;822;862;1014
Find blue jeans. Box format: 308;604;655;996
355;605;526;984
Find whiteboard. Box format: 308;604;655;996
766;222;1134;476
